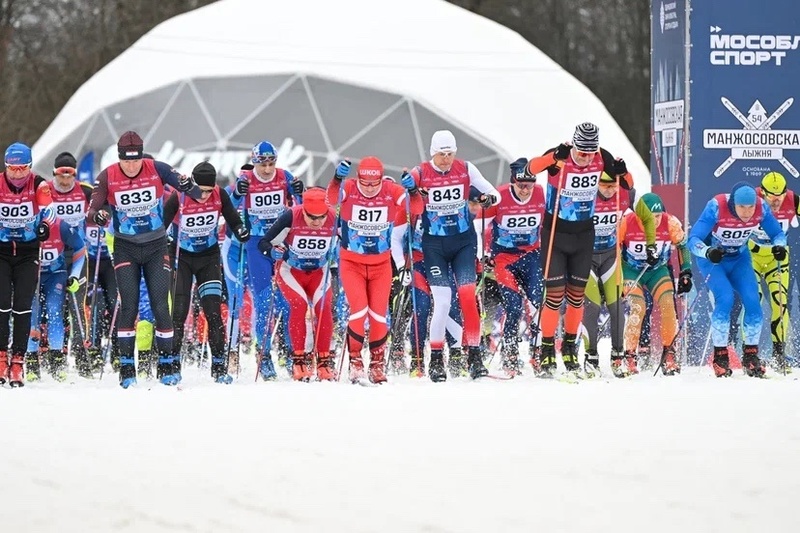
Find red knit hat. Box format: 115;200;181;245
357;156;383;184
302;188;328;216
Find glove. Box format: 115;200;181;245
397;267;412;287
611;158;628;176
676;269;693;295
235;177;249;197
270;246;285;261
177;174;195;193
66;276;81;294
645;244;660;266
234;225;250;243
478;194;496;208
92;210;110;227
36;222;50;242
509;157;531;181
772;245;787;262
553;143;571;161
480;255;495;272
400;170;417;193
706;246;724;264
290;179;305;196
334;160;351;180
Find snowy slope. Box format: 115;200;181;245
2;355;799;533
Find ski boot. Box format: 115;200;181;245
0;351;10;385
24;351;41;382
387;348;408;375
538;339;557;378
157;355;181;386
611;350;628;378
119;356;137;389
74;346;94;379
9;353;24;388
138;349;155;380
368;347;388;385
742;344;766;378
638;345;654;371
500;343;522;378
316;351;338;381
712;346;733;378
583;349;600;378
228;349;240;375
771;342;790;373
409;351;425;378
292;352;313;382
211;356;233;384
529;344;543;375
661;346;681;376
46;350;68;382
258;353;277;381
624;350;639;375
429;349;447;383
561;336;582;376
467;346;488;380
447;347;468;377
348;352;366;384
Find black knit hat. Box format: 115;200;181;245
54;151;77;169
192;161;217;187
117;131;144;160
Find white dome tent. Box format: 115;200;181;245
32;0;649;188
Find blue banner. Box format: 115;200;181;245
77;151;94;185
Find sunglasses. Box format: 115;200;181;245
514;182;534;189
574;149;597;158
6;164;30;172
54;166;77;176
764;190;786;198
199;187;214;196
251;155;277;165
304;211;327;221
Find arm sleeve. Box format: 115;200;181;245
327;178;344;207
162;191;180;228
284;170;302;206
64;222;87;278
220;188;244;231
760;199;788;246
258;210;293;254
155;160;202;200
687;199;720;258
390;223;408;270
467;162;500;205
633;197;657;246
87;170;109;221
601;148;633;190
526;148;560;175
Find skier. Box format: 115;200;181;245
163;161;250;383
327;156;419;384
258;187;337;381
86;131;202;388
231;142;304;380
620;193;691;377
688;182;786;377
751;171;799;368
473;158;546;377
518;122;653;377
581;172;634;375
0;142;56;387
406;130;500;381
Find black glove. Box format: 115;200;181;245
612;158;628;176
234;225;250;243
177;174;195;192
290;179;305;196
36;222;50;242
478;194;496;208
706;246;724;264
772;245;787;262
553;143;571;161
677;269;693;295
645;244;660;266
92;210;110;226
257;237;271;256
235;177;250;198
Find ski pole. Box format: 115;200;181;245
777;259;788;376
88;227;104;348
405;188;422;376
99;297;120;380
597;263;650;332
534;165;565;347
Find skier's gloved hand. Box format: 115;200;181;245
234;225;250;243
509;157;530;181
36;221;50;242
553;143;571;161
645;244;660;266
478;194;496;208
612;158;628;176
397;267;412;287
92;210;110;227
177;174;195;192
270;246;285;262
234;177;250;198
706;246;725;264
290;179;305;196
334;160;351;180
676;269;693;295
480;255;495;272
400;170;417;193
772;245;787;262
66;276;81;294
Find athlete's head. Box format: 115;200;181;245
192;161;217;204
251;141;277;181
302;187;329;228
571;122;599;167
356;156;384;198
597;172;618;199
430;130;457;172
51;151;78;193
4;142;33;187
509;158;535;199
761;171;787;211
640;192;665;227
731;181;757;223
117;131;144;177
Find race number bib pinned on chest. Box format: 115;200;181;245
713;226;756;247
0;201;35;228
350;205;389;236
250;190;285;217
180;212;219;236
500;213;541;233
54;201;85;226
41;246;59;266
291;235;330;258
86;226;102;247
114;186;157;216
592;211;618;236
563;172;600;202
427;185;465;215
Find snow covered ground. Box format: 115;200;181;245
3;352;799;533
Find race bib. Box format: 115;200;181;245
250;190;285;217
713;227;755;247
628;240;667;260
0;201;35;228
41;247;59;266
562;171;600;202
180;212;219;236
592;211;618;236
291;235;330;258
350;205;389;236
427;185;465;215
114;186;157;216
500;213;541;233
751;218;791;242
54;201;85;226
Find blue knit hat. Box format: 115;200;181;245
4;142;32;166
733;184;757;205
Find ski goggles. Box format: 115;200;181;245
514;182;535;190
54;166;77;176
304;211;327;221
251;154;277;165
5;164;30;172
574;149;598;158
